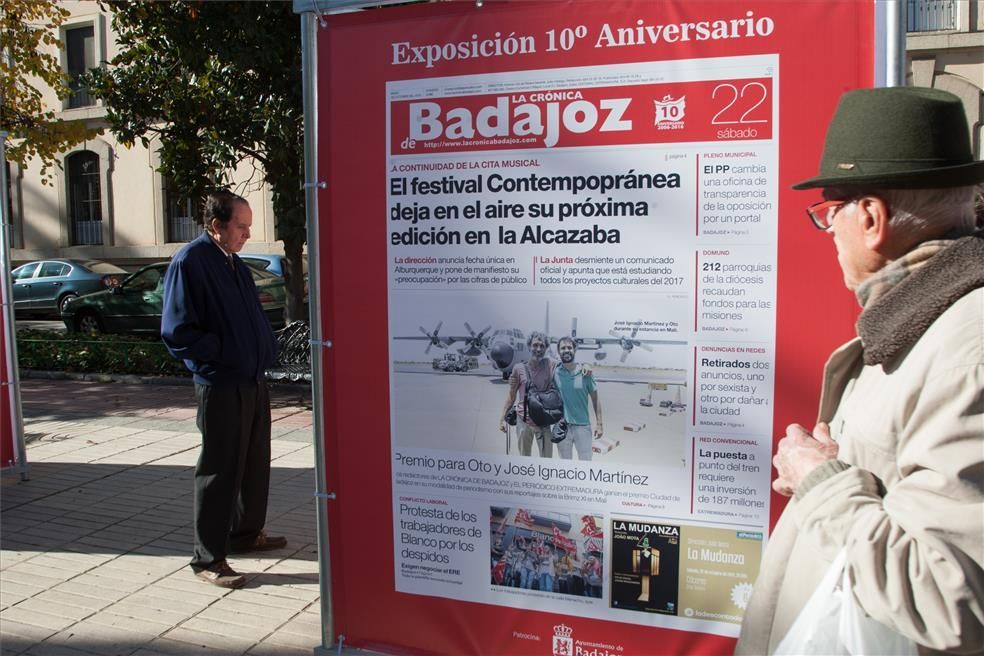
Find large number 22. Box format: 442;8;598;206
711;82;769;125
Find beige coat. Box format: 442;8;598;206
736;284;984;655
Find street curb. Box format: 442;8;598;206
19;369;190;386
19;369;313;394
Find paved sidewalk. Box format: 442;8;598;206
1;377;333;656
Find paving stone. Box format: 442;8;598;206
195;605;295;631
97;602;190;626
45;621;156;655
0;618;59;643
50;581;130;604
227;589;313;613
30;590;113;613
21;642;102;656
0;606;77;632
158;627;255;653
38;552;114;569
276;611;324;637
254;628;318;651
62;573;148;595
246;642;314;656
177;617;271;643
82;611;171;637
200;597;299;621
0;579;46;599
12;598;96;622
140;638;218;656
1;568;67;591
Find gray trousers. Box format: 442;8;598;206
557;424;593;461
518;423;553;457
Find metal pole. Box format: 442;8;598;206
883;0;907;87
0;131;29;480
300;12;336;654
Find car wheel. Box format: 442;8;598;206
74;311;103;334
58;293;79;315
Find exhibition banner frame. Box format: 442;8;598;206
0;131;28;480
296;1;887;653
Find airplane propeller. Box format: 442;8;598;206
609;326;654;363
461;322;492;356
419;321;446;354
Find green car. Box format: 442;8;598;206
62;262;287;334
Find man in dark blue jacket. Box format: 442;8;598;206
162;190;284;588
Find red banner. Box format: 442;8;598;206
318;1;872;653
0;278;13;470
552;525;577;553
581;514;603;538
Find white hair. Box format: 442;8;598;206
829;185;980;236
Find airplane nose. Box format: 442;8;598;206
489;343;513;369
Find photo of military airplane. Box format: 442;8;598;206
395;313;686;379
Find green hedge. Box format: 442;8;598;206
16;329;189;377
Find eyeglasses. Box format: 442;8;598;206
806;199;853;231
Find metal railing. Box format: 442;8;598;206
68;85;95;109
907;0;957;32
71;219;102;245
166;215;198;243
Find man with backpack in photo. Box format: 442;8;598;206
498;331;558;457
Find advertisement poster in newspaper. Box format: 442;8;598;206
386;52;777;637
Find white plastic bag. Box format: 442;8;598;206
775;549;918;656
837;566;918;656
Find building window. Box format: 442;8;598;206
66;25;95;108
67;150;102;245
163;178;199;243
907;0;957;32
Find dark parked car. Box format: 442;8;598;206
239;253;297;279
11;259;128;316
61;262;287;334
241;253;309;304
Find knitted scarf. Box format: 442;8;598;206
856;232;984;366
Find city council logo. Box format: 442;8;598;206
552;623;574;656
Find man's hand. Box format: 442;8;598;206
593;423;603;438
499;419;508;433
772;422;838;496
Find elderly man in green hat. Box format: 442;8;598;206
736;86;984;655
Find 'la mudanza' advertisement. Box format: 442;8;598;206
386;53;778;638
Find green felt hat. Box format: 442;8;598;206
793;86;984;190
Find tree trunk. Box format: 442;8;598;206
282;232;306;323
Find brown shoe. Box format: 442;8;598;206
229;531;288;554
195;560;246;589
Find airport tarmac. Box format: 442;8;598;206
391;363;690;468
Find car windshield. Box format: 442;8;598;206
125;267;164;292
242;255;308;276
38;262;70;277
83;261;128;274
12;263;39;280
241;257;274;271
248;266;279;280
